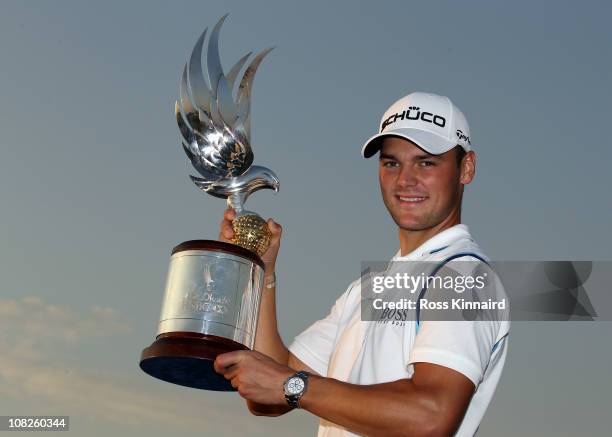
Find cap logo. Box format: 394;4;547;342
456;129;471;145
380;106;446;132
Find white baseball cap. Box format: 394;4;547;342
361;92;473;158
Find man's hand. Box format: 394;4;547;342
214;350;294;405
219;208;282;273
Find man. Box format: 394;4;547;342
215;92;510;436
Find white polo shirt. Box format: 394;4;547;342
289;224;510;437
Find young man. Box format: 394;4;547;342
215;92;510;436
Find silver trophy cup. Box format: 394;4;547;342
140;15;278;391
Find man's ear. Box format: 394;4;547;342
459;151;476;185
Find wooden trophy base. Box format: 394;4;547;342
139;332;247;391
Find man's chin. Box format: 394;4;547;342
398;224;432;232
393;216;432;232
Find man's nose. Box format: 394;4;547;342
397;166;418;188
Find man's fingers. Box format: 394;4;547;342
219;209;236;241
219;220;234;241
214;350;247;373
267;219;282;245
268;219;281;234
221;364;241;381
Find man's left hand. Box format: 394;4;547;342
214;350;294;405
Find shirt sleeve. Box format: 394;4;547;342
288;283;354;376
407;257;507;386
407;320;499;387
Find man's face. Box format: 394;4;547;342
378;136;474;231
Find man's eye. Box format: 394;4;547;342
382;161;398;167
420;161;435;167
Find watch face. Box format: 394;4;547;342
286;377;305;395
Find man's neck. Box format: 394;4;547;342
398;213;461;257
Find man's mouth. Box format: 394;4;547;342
396;195;428;204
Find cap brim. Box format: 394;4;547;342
361;128;457;158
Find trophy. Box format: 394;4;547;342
140;15;279;391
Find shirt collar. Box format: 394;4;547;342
391;224;472;261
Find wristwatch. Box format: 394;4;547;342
283;371;309;408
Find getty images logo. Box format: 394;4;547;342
456;129;471;145
381;106;446;131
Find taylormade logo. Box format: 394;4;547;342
381;106;446;131
456;129;471;145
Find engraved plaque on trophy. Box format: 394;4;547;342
140;15;278;391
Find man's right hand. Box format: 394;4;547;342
219;208;282;275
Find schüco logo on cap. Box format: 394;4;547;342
456;129;471;145
381;106;446;131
